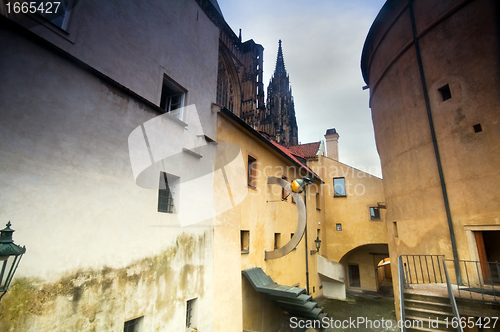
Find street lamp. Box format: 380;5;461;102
310;236;322;255
0;222;26;301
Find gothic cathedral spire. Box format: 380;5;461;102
264;40;298;147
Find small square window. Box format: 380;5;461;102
333;178;346;197
241;230;250;253
186;298;197;329
370;207;381;221
438;84;452;101
336;223;342;231
124;316;143;332
473;123;482;133
274;233;281;249
160;75;186;116
247;155;257;188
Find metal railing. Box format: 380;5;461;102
443;262;464;332
401;255;445;286
444;259;499;301
398;256;406;332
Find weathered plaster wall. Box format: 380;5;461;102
361;0;500;318
0;233;209;331
0;18;216;330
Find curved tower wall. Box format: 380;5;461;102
361;0;500;290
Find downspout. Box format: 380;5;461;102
408;0;461;284
304;186;310;295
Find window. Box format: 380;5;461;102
160;75;186;115
370;207;381;221
274;233;281;249
281;175;288;200
348;264;360;287
36;0;73;30
473;123;482;133
158;172;174;213
124;316;143;332
336;223;342;231
186;298;197;329
393;222;398;238
438;84;451;101
247;155;257;188
241;230;250;253
333;178;346;197
316;192;321;210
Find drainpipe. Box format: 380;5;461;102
408;0;461;284
304;186;310;295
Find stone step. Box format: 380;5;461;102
404;298;453;313
407;326;453;332
405;315;458;332
404;292;451;304
405;306;455;321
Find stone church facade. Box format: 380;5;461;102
207;2;299;146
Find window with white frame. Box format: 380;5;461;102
333;177;346;197
160;75;186;115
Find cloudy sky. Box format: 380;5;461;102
217;0;386;177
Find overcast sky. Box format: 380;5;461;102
217;0;386;177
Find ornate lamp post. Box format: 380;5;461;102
0;222;26;301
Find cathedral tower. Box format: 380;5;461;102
261;40;299;146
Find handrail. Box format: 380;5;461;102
444;262;464;332
400;255;445;285
444;259;499;301
398;256;406;332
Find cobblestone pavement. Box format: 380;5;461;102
316;291;398;332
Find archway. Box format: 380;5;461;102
338;244;390;294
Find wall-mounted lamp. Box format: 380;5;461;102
0;222;26;301
310;236;321;255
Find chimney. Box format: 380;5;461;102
324;128;339;161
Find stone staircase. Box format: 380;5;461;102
404;292;457;332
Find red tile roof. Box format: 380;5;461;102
288;142;321;159
268;140;321;181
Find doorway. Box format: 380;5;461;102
474;231;500;284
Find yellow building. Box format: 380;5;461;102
215;107;387;330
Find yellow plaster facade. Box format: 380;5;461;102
215;110;388;330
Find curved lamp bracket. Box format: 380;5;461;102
265;176;306;260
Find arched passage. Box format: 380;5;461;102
338;243;390;294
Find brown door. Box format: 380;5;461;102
474;231;490;280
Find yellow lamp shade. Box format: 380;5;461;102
291;179;305;193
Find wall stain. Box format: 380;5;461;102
0;233;207;332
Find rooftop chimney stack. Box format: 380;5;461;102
325;128;339;161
